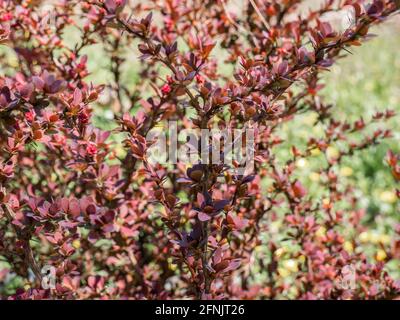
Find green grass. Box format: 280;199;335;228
321;20;400;221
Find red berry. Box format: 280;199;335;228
86;143;98;156
161;84;172;95
25;111;34;122
195;74;204;84
79;111;90;124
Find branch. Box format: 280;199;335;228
1;203;43;285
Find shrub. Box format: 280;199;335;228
0;0;399;300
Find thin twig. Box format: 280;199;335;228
249;0;270;33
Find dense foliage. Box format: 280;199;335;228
0;0;399;300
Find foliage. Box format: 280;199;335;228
0;0;399;300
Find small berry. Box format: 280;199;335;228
86;143;98;156
161;83;172;95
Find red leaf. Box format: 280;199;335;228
198;212;211;221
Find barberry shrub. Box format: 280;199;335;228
0;0;399;300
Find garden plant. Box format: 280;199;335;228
0;0;400;300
